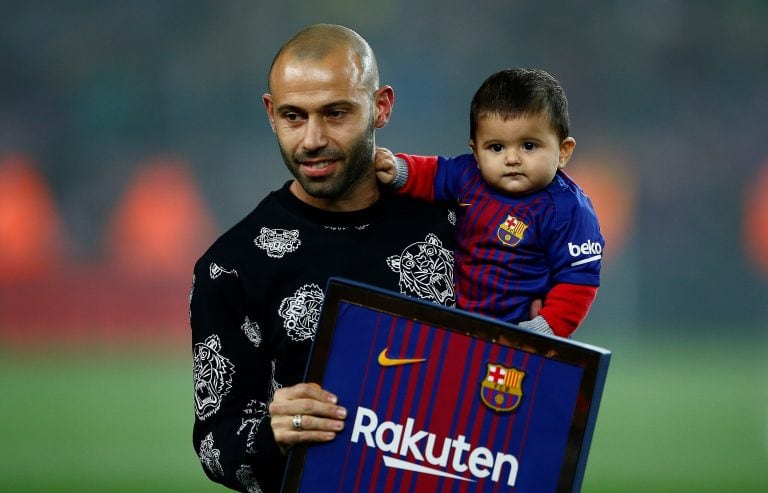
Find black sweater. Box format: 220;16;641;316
191;182;456;492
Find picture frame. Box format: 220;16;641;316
282;278;610;492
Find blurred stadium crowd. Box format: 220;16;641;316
1;1;767;345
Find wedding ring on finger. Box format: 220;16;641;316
292;414;303;431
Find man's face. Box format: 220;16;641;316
264;48;390;208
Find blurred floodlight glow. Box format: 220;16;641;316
104;156;217;278
565;152;635;264
743;159;768;276
0;154;67;280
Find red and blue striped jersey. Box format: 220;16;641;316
397;153;604;325
295;298;591;492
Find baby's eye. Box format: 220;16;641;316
522;142;537;151
489;144;504;153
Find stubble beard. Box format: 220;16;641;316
278;124;376;201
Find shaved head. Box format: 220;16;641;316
269;24;379;93
263;24;394;210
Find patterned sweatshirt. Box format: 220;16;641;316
190;181;456;492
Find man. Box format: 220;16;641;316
190;24;456;492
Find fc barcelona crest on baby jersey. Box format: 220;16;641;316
497;215;529;247
480;363;525;412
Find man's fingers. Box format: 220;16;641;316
273;382;337;404
281;414;346;433
269;383;348;450
271;412;347;448
269;396;345;420
269;382;347;428
273;428;338;446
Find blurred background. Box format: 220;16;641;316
1;0;766;491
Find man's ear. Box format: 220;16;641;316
373;85;395;129
558;137;576;168
263;93;277;133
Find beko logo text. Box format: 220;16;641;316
568;240;602;256
350;406;519;486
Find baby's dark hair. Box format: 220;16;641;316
470;68;570;142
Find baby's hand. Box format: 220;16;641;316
374;147;397;185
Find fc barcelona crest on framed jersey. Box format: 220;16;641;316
284;278;611;493
480;363;525;412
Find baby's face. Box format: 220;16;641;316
469;113;574;196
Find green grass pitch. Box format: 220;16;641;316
0;334;766;492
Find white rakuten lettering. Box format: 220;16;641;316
568;239;602;256
350;406;519;486
425;432;451;466
468;446;494;478
375;419;401;453
451;434;471;472
400;416;428;460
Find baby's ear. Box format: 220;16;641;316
558;137;576;168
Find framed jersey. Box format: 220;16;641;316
282;278;610;493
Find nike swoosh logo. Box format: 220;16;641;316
378;348;426;367
458;202;472;207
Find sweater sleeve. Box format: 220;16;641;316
537;283;598;337
191;255;286;493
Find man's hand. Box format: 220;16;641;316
374;146;397;184
269;383;347;455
